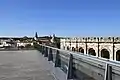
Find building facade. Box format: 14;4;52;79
0;37;34;48
60;37;120;61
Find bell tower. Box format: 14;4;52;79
34;32;38;40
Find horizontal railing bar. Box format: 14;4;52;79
40;44;120;67
71;53;120;67
36;44;120;80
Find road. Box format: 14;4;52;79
0;50;55;80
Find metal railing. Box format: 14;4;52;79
35;44;120;80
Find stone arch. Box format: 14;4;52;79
67;46;69;50
88;48;96;56
72;47;75;51
116;50;120;61
101;49;110;59
78;47;84;53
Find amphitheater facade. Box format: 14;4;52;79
60;37;120;61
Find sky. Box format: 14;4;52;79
0;0;120;37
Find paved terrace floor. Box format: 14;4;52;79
0;50;55;80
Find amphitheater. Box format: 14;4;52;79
60;37;120;61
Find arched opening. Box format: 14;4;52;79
72;47;75;51
81;49;84;53
101;49;110;59
78;47;84;53
88;48;96;56
63;46;65;50
116;50;120;61
67;46;69;50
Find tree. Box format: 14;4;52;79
23;36;28;40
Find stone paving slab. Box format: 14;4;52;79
0;50;55;80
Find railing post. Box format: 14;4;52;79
41;46;44;55
104;64;112;80
40;45;42;53
55;50;61;67
39;45;41;52
40;45;42;52
48;48;53;61
43;46;45;55
67;54;73;79
44;47;48;57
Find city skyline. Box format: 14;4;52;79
0;0;120;37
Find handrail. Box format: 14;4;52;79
39;44;120;67
36;44;120;80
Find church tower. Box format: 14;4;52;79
51;34;56;43
34;32;38;40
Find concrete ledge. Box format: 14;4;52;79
49;61;67;80
43;57;67;80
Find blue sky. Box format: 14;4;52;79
0;0;120;37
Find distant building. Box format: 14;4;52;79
34;33;60;48
34;32;38;41
0;37;34;48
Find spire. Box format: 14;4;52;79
51;34;56;43
35;32;38;38
53;34;55;38
35;32;38;40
